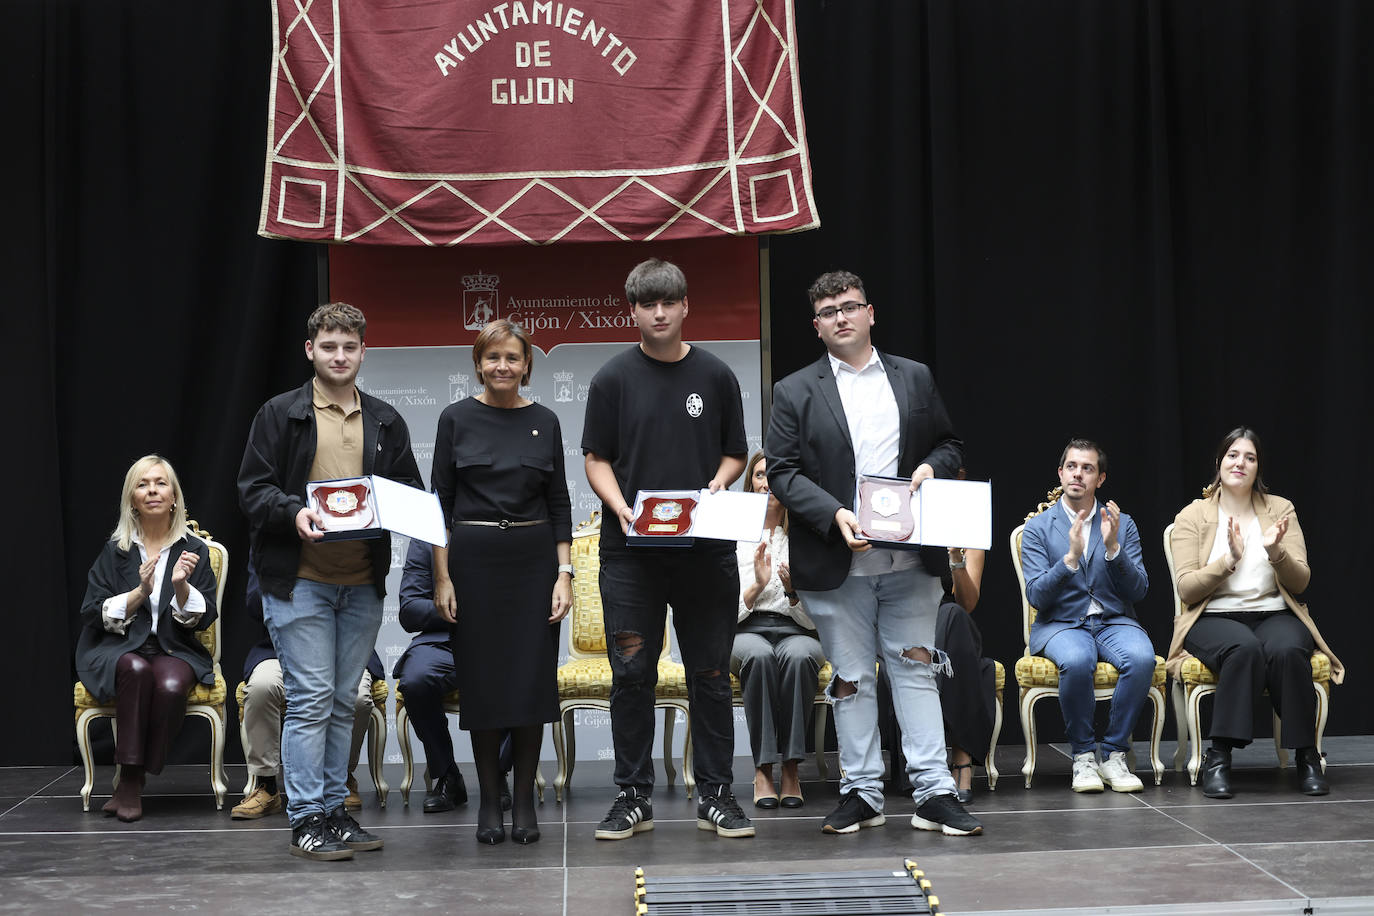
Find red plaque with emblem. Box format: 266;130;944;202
628;489;704;546
306;476;380;541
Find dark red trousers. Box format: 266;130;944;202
114;645;195;774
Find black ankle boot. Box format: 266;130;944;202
1295;747;1329;796
423;767;468;813
1200;747;1233;799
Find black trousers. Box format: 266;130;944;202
1184;610;1316;749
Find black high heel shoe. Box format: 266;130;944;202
511;822;540;844
476;803;506;845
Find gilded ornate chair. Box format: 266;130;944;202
74;520;229;811
1162;523;1330;784
552;515;692;802
233;676;390;806
1010;490;1167;788
393;686;546;806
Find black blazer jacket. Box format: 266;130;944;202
765;351;962;592
76;534;218;702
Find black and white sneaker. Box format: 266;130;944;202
821;790;886;834
327;806;384;851
911;793;983;836
290;813;354;860
594;788;654;840
696;786;755;838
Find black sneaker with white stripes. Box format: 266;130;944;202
696;786;755;838
290;813;354;860
326;806;384;851
594;788;654;840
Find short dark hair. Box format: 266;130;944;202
1059;438;1107;476
808;270;866;307
472;319;533;386
625;259;687;305
1207;426;1267;496
307;302;367;341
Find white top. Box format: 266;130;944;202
828;348;915;577
1204;515;1286;612
102;536;207;634
736;527;815;630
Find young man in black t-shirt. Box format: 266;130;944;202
582;258;754;840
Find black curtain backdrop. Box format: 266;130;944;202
7;1;1370;765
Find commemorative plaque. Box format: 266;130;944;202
305;475;448;546
627;489;768;547
857;476;915;541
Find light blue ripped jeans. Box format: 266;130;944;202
799;565;956;811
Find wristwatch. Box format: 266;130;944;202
557;563;575;578
949;548;966;570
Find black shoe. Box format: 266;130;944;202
290;813;354;861
697;786;755;838
500;774;512;812
1295;747;1329;796
594;788;653;840
821;790;885;835
1200;747;1233;799
511;821;540;844
912;793;983;836
326;806;384;851
423;767;468;813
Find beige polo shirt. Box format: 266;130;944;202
297;378;373;586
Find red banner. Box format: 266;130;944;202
260;0;818;246
330;236;760;347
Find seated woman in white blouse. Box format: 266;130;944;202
731;451;826;809
1167;428;1343;800
75;456;218;822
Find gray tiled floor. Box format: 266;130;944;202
2;738;1372;914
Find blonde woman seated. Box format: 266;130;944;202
732;452;826;809
76;456;218;822
1168;427;1343;799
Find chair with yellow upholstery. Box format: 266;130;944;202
552;515;691;802
1162;523;1331;785
74;519;230;811
1010;491;1167;788
394;686;546;806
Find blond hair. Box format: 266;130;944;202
111;455;189;550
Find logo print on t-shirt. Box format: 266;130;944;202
685;393;704;418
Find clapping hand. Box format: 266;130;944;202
1099;500;1122;555
1225;516;1245;567
778;562;793;595
753;541;773;587
138;556;158;599
169;550;199;586
1263;516;1289;559
1065;508;1089;567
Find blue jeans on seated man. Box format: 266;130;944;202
263;579;383;824
1042;615;1155;757
799;565;955;813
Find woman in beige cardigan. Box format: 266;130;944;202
1168;427;1342;799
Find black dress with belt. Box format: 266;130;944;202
432;397;572;730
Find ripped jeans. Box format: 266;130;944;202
599;547;740;792
800;565;956;810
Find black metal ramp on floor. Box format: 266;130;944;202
633;859;942;915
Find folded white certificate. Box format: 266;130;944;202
689;489;769;543
370;475;449;547
909;478;992;550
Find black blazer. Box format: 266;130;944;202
76;534;218;702
765;351;962;592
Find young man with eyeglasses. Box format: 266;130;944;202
582;258;753;840
765;269;983;837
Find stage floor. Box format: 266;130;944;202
3;738;1372;915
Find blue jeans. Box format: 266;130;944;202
263;579;382;824
1042;616;1155;756
799;565;955;811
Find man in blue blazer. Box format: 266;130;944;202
767;269;981;837
1021;439;1154;793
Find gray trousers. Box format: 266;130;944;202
241;658;374;779
729;613;825;768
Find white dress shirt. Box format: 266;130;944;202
102;536;207;634
829;348;915;577
736;527;815;629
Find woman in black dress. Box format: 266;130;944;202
76;455;218;821
432;319;572;845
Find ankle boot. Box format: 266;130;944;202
1295;747;1329;796
1200;747;1232;799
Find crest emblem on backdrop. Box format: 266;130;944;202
463;272;500;331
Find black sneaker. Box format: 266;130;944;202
290;813;354;861
696;786;755;838
911;793;983;836
327;806;384;851
821;790;886;834
594;788;654;840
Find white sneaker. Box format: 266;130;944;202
1097;751;1144;793
1071;752;1104;793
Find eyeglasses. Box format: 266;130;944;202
814;301;870;321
